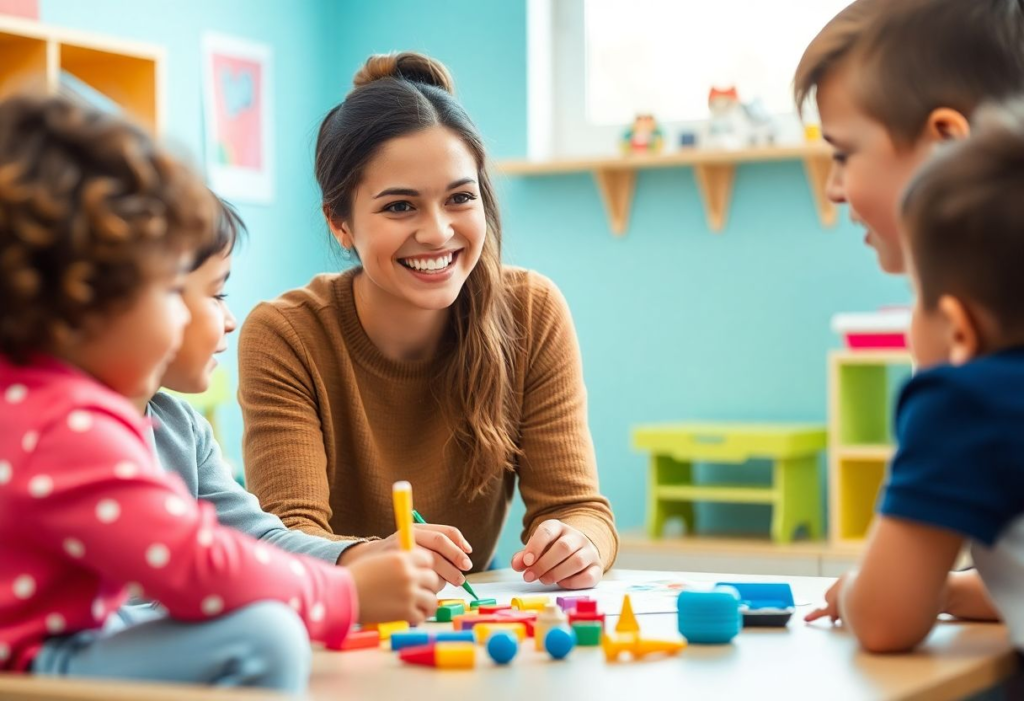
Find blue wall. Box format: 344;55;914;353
42;0;340;484
41;0;910;562
327;0;910;558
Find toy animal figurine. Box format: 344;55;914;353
621;114;664;155
741;97;777;147
706;86;746;149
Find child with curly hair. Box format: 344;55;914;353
0;96;438;693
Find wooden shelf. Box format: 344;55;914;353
495;144;837;236
0;14;165;134
835;444;895;462
829;348;912;366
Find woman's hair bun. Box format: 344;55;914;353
352;51;455;95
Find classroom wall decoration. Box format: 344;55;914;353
201;32;274;204
0;0;38;20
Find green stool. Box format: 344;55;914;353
632;424;827;543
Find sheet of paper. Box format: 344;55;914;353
437;578;697;615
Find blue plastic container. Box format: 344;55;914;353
677;586;742;644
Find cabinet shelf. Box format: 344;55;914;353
0;14;164;134
495;143;837;236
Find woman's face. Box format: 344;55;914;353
332;125;487;312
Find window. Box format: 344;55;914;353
529;0;853;158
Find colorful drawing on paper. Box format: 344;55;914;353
211;54;262;169
202;33;274;204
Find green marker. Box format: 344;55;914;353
412;509;480;601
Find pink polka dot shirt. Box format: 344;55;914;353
0;356;358;671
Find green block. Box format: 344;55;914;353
572;621;603;646
469;598;497;609
436;604;465;622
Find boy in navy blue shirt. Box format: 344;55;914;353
807;100;1024;655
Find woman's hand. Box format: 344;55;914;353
511;519;602;589
339;523;473;592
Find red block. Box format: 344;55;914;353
478;604;512;615
568;611;606;627
576;600;599;615
494;611;537;637
327;629;380;652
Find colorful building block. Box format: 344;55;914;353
469;598;497;609
478;604;512;615
486;632;519;665
567;600;605;627
436;603;466;622
391;630;475;651
494;610;537;636
556;595;592;613
534;604;568;651
327;629;380;652
572;621;603;646
374;621;410;641
438;598;467;609
544;626;576;660
601;635;687;662
473;622;527;645
511;596;549;611
399;642;476;669
453;614;505;631
615;595;640;638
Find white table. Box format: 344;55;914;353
1;569;1016;701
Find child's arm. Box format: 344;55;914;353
178;397;356;564
838;516;963;652
944;569;1002;621
24;407;358;646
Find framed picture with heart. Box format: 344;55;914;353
202;32;274;204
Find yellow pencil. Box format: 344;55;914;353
392;481;415;551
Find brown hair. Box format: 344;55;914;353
901;98;1024;338
0;96;218;363
315;52;521;498
794;0;1024;145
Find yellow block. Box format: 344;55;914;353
439;598;468;609
511;596;548;611
602;633;687;662
435;642;476;669
473;622;527;645
376;621;410;641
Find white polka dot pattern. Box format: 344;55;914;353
113;461;138;479
63;538;85;559
67;411;93;433
96;499;120;523
45;613;65;634
21;431;38;453
12;575;34;600
4;384;27;404
310;602;325;622
0;460;11;485
146;543;170;568
165;496;187;516
202;596;224;616
28;475;53;498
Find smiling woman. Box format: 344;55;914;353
238;52;618;592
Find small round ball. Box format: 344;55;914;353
544;626;576;660
487;631;519;665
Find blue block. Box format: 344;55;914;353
390;631;430;651
390;630;475;651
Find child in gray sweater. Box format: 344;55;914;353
149;204;352;564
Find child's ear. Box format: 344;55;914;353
924;108;971;143
322;205;354;251
937;295;979;365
